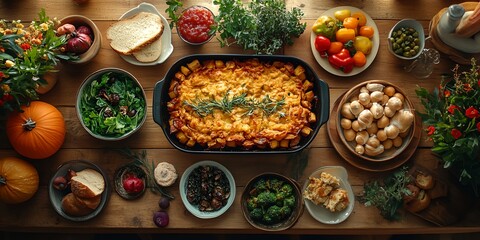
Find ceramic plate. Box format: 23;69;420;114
117;2;173;66
310;6;380;76
303;166;354;224
48;160;110;222
179;160;236;219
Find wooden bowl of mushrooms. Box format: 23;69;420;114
337;80;416;162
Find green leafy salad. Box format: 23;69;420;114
79;72;146;138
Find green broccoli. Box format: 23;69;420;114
283;195;296;208
280;183;293;195
249;208;264;220
246;197;258;210
280;205;292;218
268;178;284;191
253;179;267;193
265;205;283;223
257;191;277;207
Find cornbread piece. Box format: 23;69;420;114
303;172;349;212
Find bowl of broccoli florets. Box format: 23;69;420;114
241;172;303;231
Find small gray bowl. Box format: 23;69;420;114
48;160;110;222
388;19;425;60
76;68;147;141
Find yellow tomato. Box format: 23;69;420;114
352;12;367;27
353;36;373;55
334;9;351;22
335;28;356;43
343;17;359;30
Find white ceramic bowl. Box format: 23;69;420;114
179;160;236;219
60;15;101;64
388;19;425;60
303;166;354;224
49;160;110;222
76;68;147;141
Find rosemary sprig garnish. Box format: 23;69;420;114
184;91;285;117
119;149;175;200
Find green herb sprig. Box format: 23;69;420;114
358;166;412;221
119;149;175;200
183;91;285;117
213;0;306;54
165;0;183;29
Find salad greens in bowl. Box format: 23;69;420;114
76;68;147;140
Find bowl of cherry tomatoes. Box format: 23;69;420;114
310;6;380;76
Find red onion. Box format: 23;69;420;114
66;32;92;54
76;25;94;40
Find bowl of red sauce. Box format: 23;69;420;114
176;5;215;45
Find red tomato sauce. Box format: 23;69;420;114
177;6;215;44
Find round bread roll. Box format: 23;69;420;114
61;193;95;216
154;162;178;187
404;189;431;213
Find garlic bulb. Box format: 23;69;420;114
341;103;355;119
350;100;364;117
390;109;414;133
357;109;374;129
385;125;400;139
366;83;385;92
355;144;365;155
355;130;369;145
370;102;384;119
365;144;385;156
358;92;371;106
370;91;384;102
386;96;403;112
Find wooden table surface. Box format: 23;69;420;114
1;0;480;235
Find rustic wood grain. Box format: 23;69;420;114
1;0;479;235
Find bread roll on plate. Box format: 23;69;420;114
70;168;105;198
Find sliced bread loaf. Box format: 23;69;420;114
61;192;95;216
107;12;164;55
133;37;163;62
70;168;105;198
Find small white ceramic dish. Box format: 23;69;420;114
310;6;380;77
117;2;174;66
179;160;236;219
387;19;425;60
49;160;110;222
303;166;354;224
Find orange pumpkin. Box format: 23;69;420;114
6;101;66;159
0;157;39;204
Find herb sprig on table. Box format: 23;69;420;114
358;166;412;221
212;0;306;54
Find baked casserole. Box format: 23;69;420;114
166;58;317;150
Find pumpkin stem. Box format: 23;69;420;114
22;118;36;131
0;176;6;186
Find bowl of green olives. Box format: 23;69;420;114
388;19;425;60
241;172;303;231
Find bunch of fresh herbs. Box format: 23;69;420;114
213;0;306;54
358;166;412;221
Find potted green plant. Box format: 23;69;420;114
0;9;77;112
416;58;480;195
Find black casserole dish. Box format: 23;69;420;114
153;54;329;154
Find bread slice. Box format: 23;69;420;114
107;12;164;55
61;193;95;216
70;168;105;198
133;37;162;62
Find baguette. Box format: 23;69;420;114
107;12;164;55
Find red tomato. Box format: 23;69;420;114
315;35;331;54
